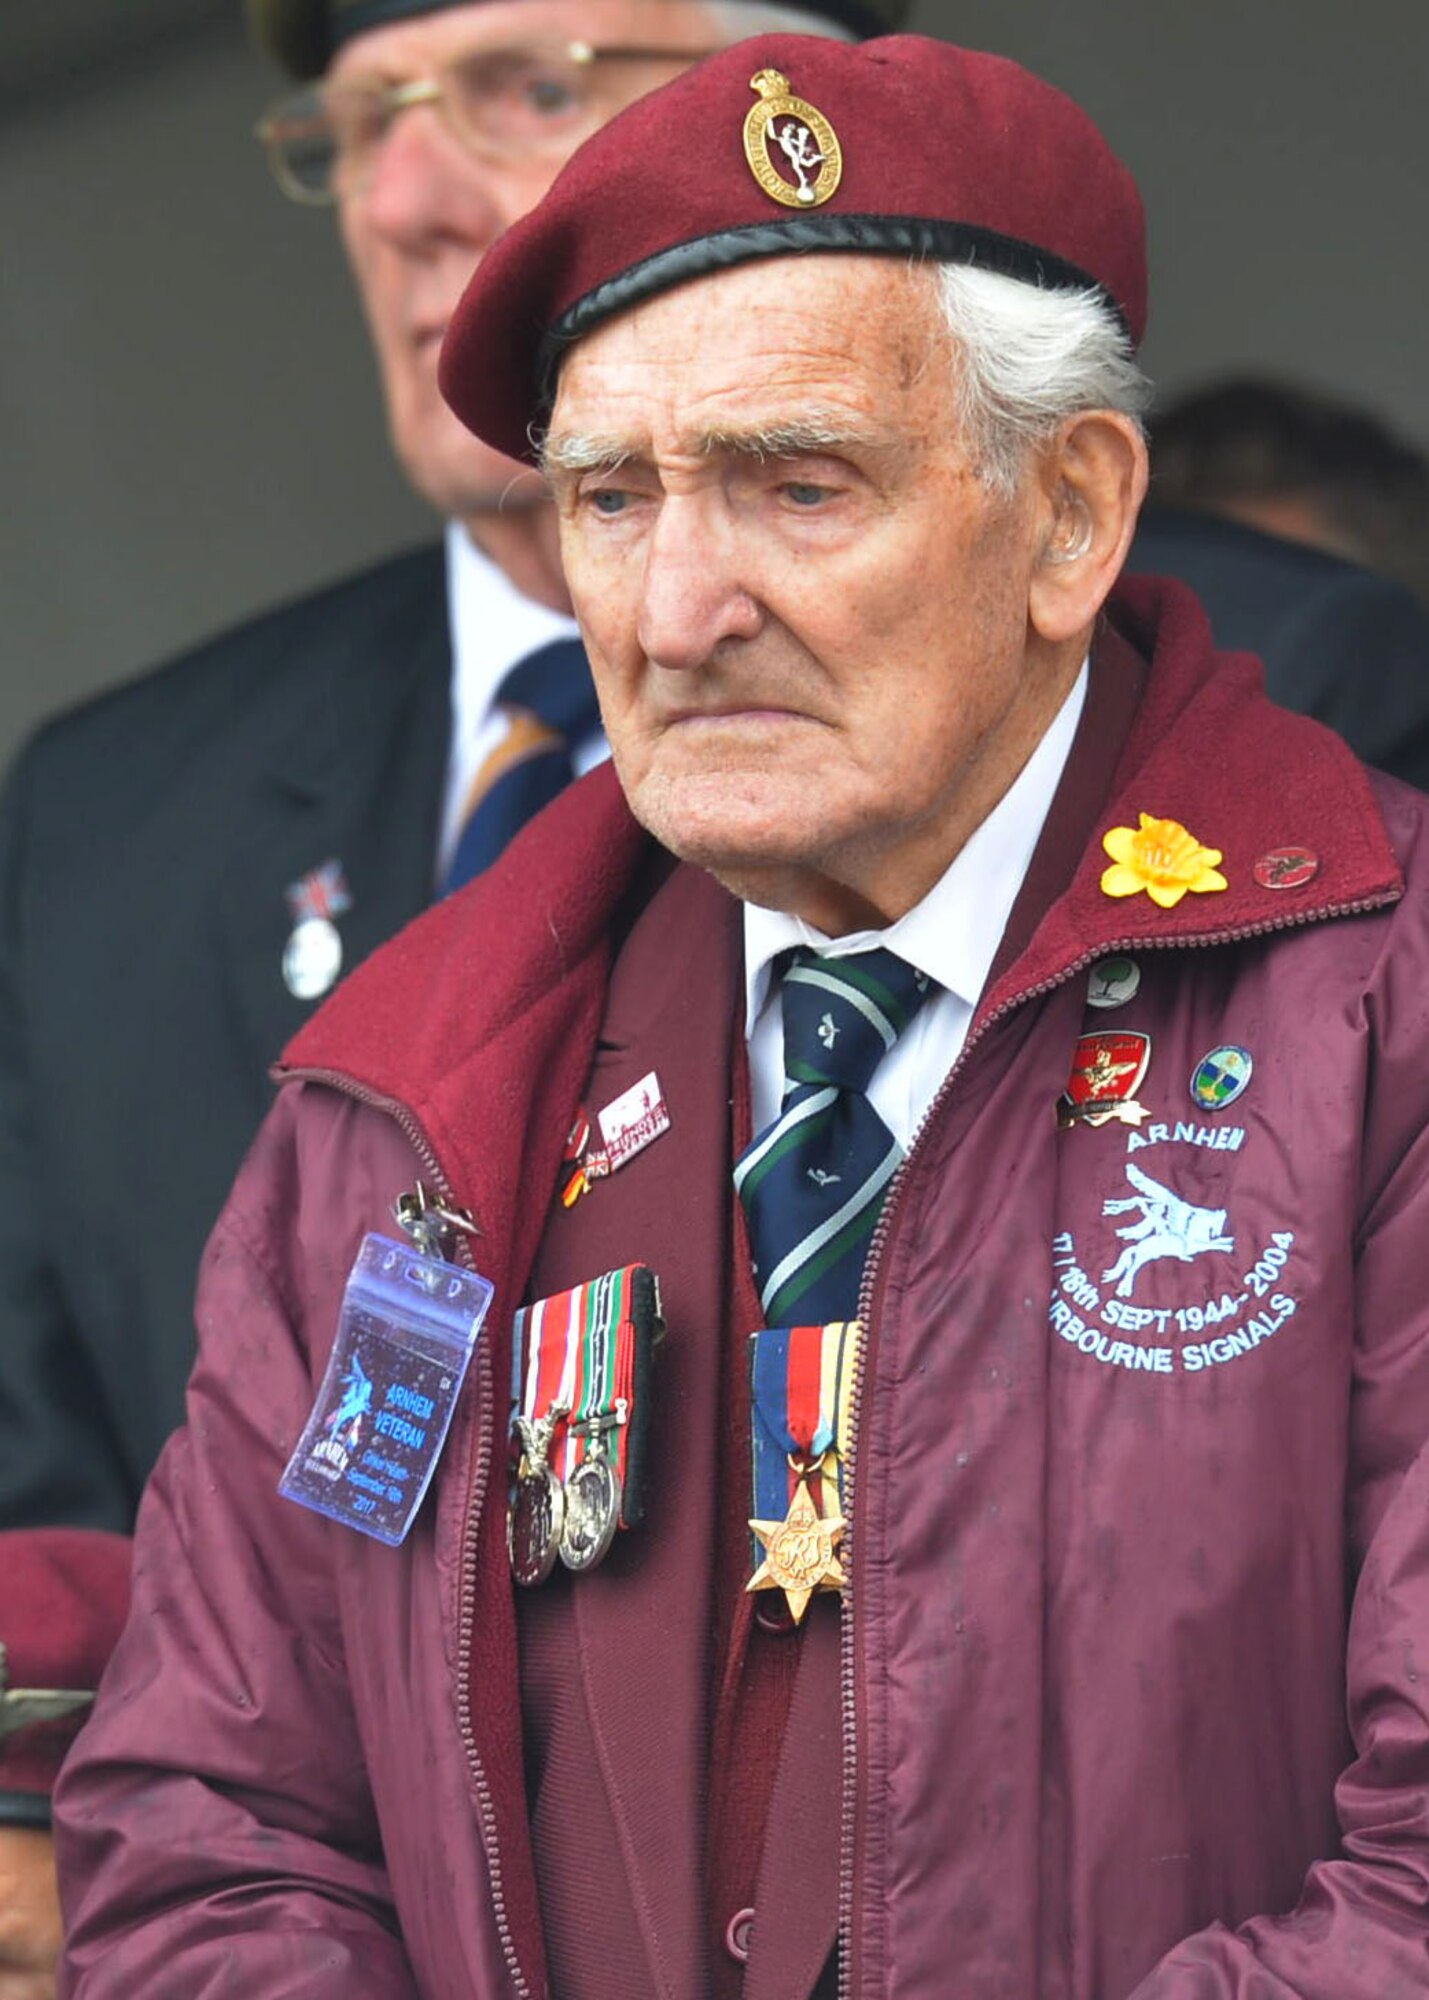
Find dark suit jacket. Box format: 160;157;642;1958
1130;508;1429;789
0;544;449;1532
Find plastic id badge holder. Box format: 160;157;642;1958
280;1232;494;1546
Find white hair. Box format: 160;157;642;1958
701;1;856;45
931;261;1153;497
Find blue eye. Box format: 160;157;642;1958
589;489;629;516
782;482;830;507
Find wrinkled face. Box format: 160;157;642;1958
333;0;720;518
545;256;1073;930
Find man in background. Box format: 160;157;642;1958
1150;375;1429;602
0;0;895;1990
1130;376;1429;785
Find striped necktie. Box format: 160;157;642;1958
441;637;599;897
734;947;932;1326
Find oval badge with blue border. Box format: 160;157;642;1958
1189;1045;1253;1113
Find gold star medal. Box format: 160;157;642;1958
747;1472;845;1624
743;69;842;210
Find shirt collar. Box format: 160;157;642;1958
743;660;1089;1034
445;520;581;730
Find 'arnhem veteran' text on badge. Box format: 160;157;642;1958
743;68;842;209
1058;1030;1152;1130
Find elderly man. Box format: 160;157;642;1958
56;33;1429;2000
0;0;894;1990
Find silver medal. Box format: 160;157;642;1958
508;1406;568;1587
559;1456;622;1572
283;916;343;1001
508;1464;566;1586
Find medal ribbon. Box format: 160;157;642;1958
511;1293;575;1466
511;1268;639;1509
285;859;352;927
563;1267;617;1480
749;1321;860;1553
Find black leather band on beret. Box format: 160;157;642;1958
0;1789;52;1830
534;214;1122;426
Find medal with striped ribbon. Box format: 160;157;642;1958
746;1320;860;1623
508;1265;661;1583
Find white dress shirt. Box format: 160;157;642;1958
743;663;1089;1147
438;522;607;880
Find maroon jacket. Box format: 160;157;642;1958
55;580;1429;1997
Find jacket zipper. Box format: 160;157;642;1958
833;889;1398;2000
282;1064;534;2000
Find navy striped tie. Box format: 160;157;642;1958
735;947;932;1325
441;637;599;896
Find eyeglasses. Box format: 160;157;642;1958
257;38;718;204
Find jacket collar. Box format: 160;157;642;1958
969;573;1403;1029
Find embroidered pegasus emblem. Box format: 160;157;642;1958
1101;1163;1234;1299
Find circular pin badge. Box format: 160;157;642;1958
1253;847;1319;892
1189;1044;1253;1114
1086;955;1141;1010
283;916;343;1001
743;68;842;209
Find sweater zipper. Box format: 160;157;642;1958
834;888;1398;2000
282;1065;534;2000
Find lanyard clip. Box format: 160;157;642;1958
393;1180;477;1263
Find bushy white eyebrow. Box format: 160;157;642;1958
698;416;885;459
540;413;885;482
540;434;635;479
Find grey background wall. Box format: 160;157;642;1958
1;0;1425;767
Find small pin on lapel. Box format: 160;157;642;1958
283;860;352;1001
1086;955;1141;1010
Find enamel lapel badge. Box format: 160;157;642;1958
1058;1030;1152;1130
561;1071;671;1205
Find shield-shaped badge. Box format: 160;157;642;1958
1058;1031;1152;1129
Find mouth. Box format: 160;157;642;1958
663;704;810;728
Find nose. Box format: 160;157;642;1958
637;495;764;672
357;102;507;253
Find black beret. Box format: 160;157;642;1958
246;0;913;81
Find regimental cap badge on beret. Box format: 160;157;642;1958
441;34;1149;468
743;68;842;210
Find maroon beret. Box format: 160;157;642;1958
247;0;910;82
440;33;1148;465
0;1529;130;1804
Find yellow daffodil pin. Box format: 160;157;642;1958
1101;813;1228;910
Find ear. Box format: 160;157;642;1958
1026;411;1149;645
